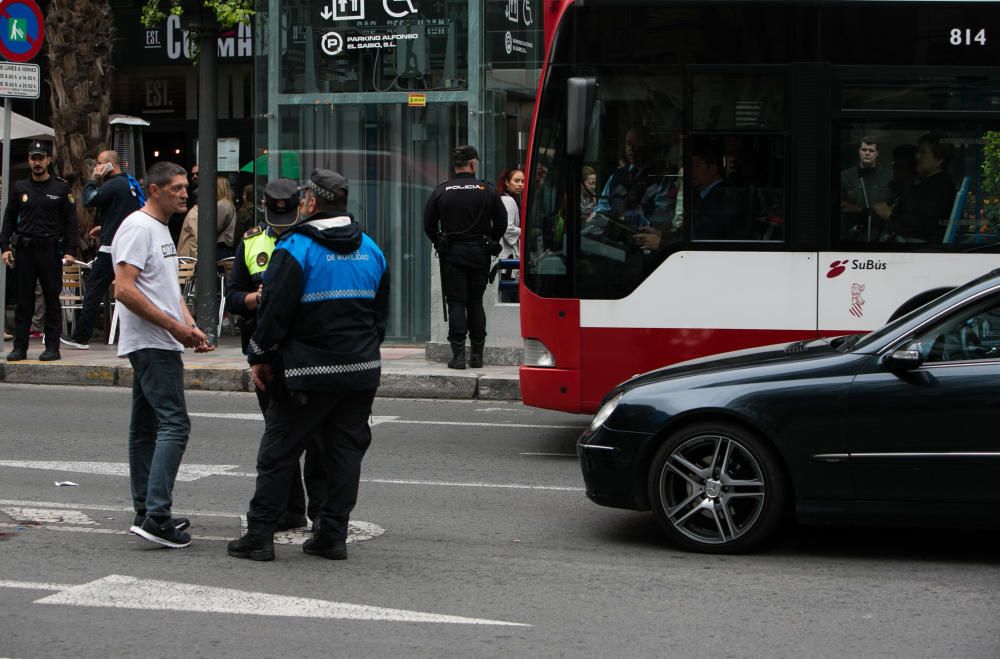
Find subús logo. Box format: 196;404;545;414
827;259;887;279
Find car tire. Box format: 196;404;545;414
648;421;787;554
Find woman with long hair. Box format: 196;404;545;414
496;167;524;302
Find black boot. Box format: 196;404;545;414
468;341;485;368
447;341;466;370
227;533;275;561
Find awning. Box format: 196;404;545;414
0;111;54;141
240;151;300;179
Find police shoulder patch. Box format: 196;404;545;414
244;225;263;238
68;193;75;203
256;251;269;267
21;193;27;203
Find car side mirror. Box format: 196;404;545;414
884;340;924;371
566;77;597;157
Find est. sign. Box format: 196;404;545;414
0;0;44;63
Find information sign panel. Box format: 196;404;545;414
0;60;38;98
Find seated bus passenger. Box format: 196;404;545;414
873;133;955;243
690;144;742;240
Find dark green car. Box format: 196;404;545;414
578;270;1000;553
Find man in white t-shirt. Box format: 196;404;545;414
112;161;213;549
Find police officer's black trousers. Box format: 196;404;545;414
253;388;325;523
440;260;488;345
246;388;376;541
13;241;62;351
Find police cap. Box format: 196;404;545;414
303;169;348;203
263;178;300;228
27;141;51;157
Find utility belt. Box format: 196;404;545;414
13;234;57;249
435;233;501;257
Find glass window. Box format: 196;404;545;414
278;0;469;95
842;74;1000;112
687;134;785;242
918;298;1000;363
692;74;785;130
835;123;1000;249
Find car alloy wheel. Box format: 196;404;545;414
649;422;786;553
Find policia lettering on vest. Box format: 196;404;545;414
423;145;507;369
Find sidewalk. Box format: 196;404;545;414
0;334;521;400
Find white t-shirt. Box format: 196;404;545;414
111;210;185;356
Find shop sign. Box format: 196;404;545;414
407;93;426;107
119;11;253;65
486;0;541;69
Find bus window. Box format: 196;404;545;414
691;73;785;131
688;135;785;242
835;123;1000;249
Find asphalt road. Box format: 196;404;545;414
1;384;998;658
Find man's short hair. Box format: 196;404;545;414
860;136;878;148
918;133;955;169
452;145;479;169
101;150;121;167
146;161;186;190
690;138;723;172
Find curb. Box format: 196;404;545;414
0;363;521;400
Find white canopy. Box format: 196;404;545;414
1;111;54;141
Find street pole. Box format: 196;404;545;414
195;11;219;345
0;101;11;355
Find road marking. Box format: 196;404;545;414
12;575;530;626
0;507;96;525
519;452;577;457
0;461;240;482
362;478;583;492
0;580;71;591
0;462;584;492
189;412;582;430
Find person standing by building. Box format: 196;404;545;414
114;161;213;549
423;145;506;369
225;178;325;532
0;141;78;362
61;150;142;350
228;169;389;562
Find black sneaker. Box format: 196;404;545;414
130;516;192;548
38;349;60;361
132;513;190;532
6;349;26;361
275;513;308;532
303;535;347;560
227;533;275;561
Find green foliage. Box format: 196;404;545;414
984;131;1000;195
140;0;254;29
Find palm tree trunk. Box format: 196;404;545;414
45;0;115;255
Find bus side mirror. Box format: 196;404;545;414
566;77;597;157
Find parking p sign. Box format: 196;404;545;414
0;0;44;63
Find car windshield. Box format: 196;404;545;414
850;273;999;351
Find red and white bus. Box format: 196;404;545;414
520;0;1000;413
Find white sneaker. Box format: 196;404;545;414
59;337;90;350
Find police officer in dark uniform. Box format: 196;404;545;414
423;145;507;369
0;141;79;361
225;179;325;532
228;169;389;562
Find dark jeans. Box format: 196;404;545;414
127;349;190;520
440;259;488;345
253;388;325;522
246;388;376;541
71;251;114;344
12;241;61;351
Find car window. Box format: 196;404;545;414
917;299;1000;363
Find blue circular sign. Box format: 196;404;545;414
0;0;44;63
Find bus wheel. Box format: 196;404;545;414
888;287;953;322
648;422;786;554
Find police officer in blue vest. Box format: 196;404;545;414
228;169;389;562
225;179;325;532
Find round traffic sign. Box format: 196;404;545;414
0;0;44;63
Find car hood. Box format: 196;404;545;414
620;337;848;391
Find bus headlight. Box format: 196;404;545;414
590;392;624;431
523;339;555;367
